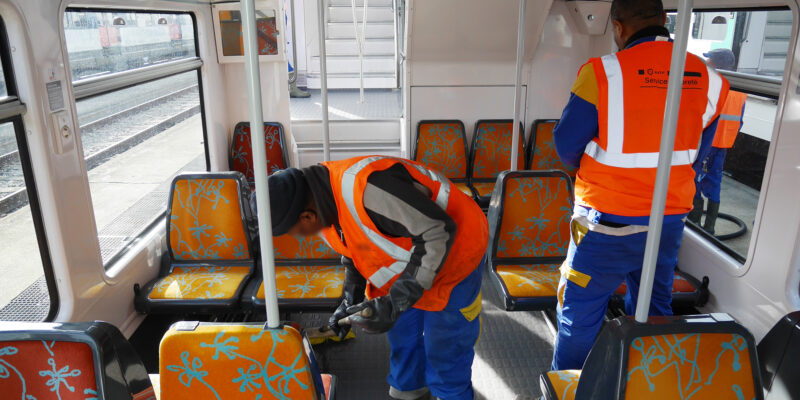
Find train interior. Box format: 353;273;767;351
0;0;799;399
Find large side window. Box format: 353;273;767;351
668;9;791;262
0;18;58;321
64;9;207;267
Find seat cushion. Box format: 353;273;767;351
472;181;495;197
615;270;697;295
148;266;250;300
257;265;345;299
453;182;473;197
546;370;581;400
496;264;560;298
0;340;99;399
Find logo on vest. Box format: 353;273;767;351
638;68;702;89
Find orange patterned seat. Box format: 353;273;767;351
414;120;475;198
159;322;335;400
613;268;705;311
230;122;288;189
526;119;577;176
0;321;155;400
540;314;763;400
243;234;345;311
135;172;256;314
470;120;525;205
486;170;573;311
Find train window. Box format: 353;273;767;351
63;10;207;267
0;17;57;321
667;9;791;262
63;10;196;81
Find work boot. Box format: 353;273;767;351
389;387;431;400
688;197;704;225
289;71;311;98
703;201;720;235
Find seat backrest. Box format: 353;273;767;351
471;120;525;180
0;321;155;400
527;119;577;176
757;311;800;399
487;170;573;267
160;322;326;400
273;234;340;263
414;120;469;180
575;315;763;400
230;122;288;187
167;172;256;262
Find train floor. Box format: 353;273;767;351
129;272;555;399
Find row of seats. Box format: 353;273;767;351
4;312;799;399
134;171;345;315
0;320;336;399
485;170;707;312
413;119;576;206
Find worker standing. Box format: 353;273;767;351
551;0;729;370
688;49;747;234
260;156;488;400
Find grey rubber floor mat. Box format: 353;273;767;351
292;272;555;399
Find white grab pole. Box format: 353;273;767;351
635;0;694;323
290;0;299;83
318;0;331;161
241;0;281;328
510;0;526;171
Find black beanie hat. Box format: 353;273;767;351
262;168;310;236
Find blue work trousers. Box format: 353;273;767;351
696;147;727;203
551;218;685;370
387;262;483;400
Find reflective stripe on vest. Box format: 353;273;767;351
588;54;724;169
712;91;748;149
339;156;453;288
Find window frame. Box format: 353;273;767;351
0;15;59;321
63;7;210;268
669;6;793;266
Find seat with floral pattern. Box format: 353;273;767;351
135;172;257;314
229;122;288;189
540;314;763;400
486;170;573;311
470;120;525;207
159;322;335;400
242;234;345;311
526;119;577;177
612;267;707;311
413;120;475;198
0;321;155;400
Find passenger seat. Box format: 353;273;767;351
0;320;155;399
159;321;335;399
470;120;525;207
487;170;573;311
526;119;577;177
243;234;345;311
613;267;708;311
540;314;764;400
135;172;256;314
413;120;475;198
230;121;288;188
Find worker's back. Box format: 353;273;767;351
575;38;728;217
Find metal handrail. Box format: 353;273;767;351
72;57;202;100
635;0;694;323
510;0;526;172
289;0;299;84
241;0;280;328
720;70;782;97
318;0;331;161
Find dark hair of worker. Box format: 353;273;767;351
610;0;665;25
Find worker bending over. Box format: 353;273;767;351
551;0;729;369
689;49;748;234
261;156;488;400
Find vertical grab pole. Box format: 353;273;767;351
510;0;526;171
635;0;694;323
241;0;281;328
290;0;299;83
318;0;331;161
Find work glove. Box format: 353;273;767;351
328;258;366;340
346;296;398;334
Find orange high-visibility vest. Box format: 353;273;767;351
712;90;747;149
576;39;730;217
320;156;488;311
